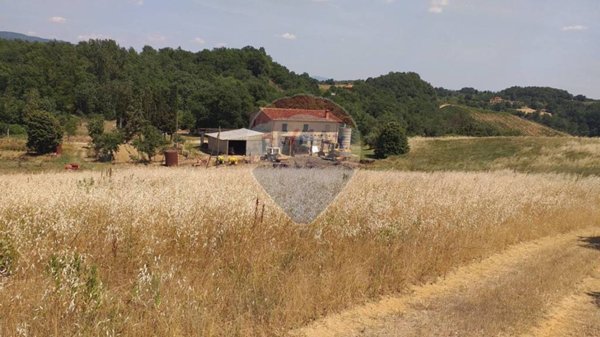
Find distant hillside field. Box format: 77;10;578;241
372;136;600;176
436;86;600;137
441;105;567;137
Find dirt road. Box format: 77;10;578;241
292;229;600;337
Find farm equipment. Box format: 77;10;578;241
262;147;289;162
262;147;290;167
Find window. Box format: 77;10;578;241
303;124;309;132
282;123;288;132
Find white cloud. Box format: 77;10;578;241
192;37;206;45
78;34;109;40
215;42;227;48
281;32;297;40
428;0;449;14
132;0;144;5
49;16;66;24
146;34;167;43
562;25;587;31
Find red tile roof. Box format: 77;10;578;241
259;108;343;123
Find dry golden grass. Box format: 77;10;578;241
524;270;600;337
358;231;600;337
1;168;600;336
0;137;27;152
470;111;566;136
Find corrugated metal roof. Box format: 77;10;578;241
206;128;264;140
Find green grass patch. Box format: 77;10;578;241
0;139;110;174
371;137;600;176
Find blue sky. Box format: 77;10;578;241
1;0;599;98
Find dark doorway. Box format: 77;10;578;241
228;140;246;155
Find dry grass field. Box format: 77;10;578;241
296;230;600;337
374;136;600;176
470;110;567;136
1;167;600;336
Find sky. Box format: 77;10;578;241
1;0;599;98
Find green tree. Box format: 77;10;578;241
120;105;145;142
132;124;166;161
93;130;123;162
23;89;42;117
374;122;409;159
24;110;63;154
87;115;104;141
60;115;79;140
177;110;196;131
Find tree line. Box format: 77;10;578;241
1;38;598;157
0;39;320;140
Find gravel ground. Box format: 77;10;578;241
253;167;354;223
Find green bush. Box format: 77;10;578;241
47;252;103;311
93;130;123;162
59;115;79;139
374;122;410;159
87;115;104;141
24;110;63;154
133;124;167;161
0;123;27;136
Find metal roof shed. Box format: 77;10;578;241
206;128;266;156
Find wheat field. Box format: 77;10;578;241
1;167;599;336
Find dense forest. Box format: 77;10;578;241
1;38;599;142
0;38;319;137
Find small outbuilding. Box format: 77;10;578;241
206;128;266;156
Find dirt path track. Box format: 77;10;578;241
291;229;600;337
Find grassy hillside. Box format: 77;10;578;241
440;105;566;137
436;86;600;137
372;136;600;176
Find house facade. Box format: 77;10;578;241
250;107;348;155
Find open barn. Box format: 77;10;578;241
206;128;266;156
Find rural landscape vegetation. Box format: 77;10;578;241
1;18;600;337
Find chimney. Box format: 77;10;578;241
325;110;330;119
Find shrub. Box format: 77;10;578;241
0;123;27;136
374;121;409;159
24;110;63;154
59;115;79;139
133;124;166;161
93;130;124;162
87;115;104;141
47;252;103;313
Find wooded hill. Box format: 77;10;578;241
435;86;600;137
0;37;598;140
0;39;319;136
